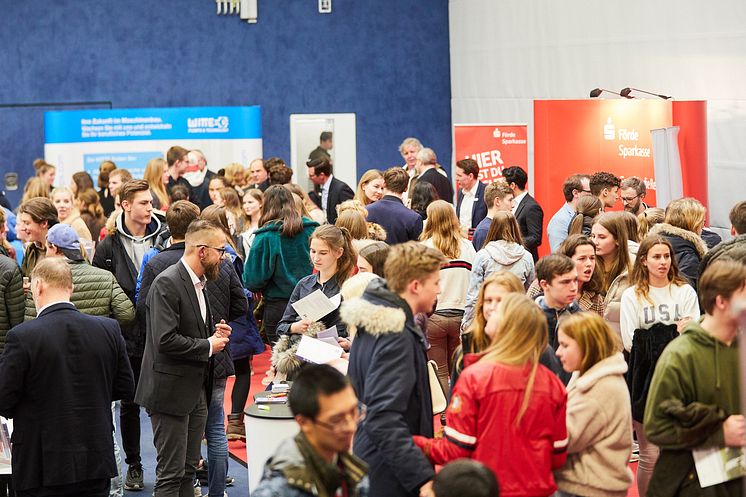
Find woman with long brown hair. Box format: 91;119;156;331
244;185;319;344
462;210;534;329
419;200;476;393
567;195;602;237
76;188;107;243
276;224;356;338
415;294;568;497
528;234;604;315
620;235;699;497
70;171;94;198
591;212;633;337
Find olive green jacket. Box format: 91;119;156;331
25;259;134;325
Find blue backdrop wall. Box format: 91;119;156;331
0;0;451;207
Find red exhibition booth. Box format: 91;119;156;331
452;100;707;256
533;99;708;256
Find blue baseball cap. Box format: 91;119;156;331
46;224;84;261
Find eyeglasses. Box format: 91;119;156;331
196;244;226;256
312;403;367;434
621;194;641;203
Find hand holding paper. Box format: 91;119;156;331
291;290;341;322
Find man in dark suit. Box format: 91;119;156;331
503;166;544;261
414;148;453;204
366;167;423;244
135;219;232;497
306;158;354;224
0;258;135;497
454;158;488;235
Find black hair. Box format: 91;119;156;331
410;181;439;219
288;364;350;419
432;460;500;497
502;166;528;190
320;131;333;142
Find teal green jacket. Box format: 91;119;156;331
244;218;318;300
644;319;741;497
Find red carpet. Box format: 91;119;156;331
224;346;272;466
223;348;641;496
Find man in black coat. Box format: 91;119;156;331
306;158;354;224
414;148;453;204
344;242;446;497
503;166;544;261
135;220;231;497
0;258;134;497
92;179;167;490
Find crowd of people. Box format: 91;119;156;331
0;137;745;497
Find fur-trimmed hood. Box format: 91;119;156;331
648;222;708;258
340;278;408;337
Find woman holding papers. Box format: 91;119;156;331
245;186;319;345
276;224;357;338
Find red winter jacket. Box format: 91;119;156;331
414;354;568;497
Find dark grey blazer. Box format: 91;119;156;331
135;261;213;416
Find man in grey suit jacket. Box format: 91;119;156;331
135;219;231;497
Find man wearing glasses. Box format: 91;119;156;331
620;176;649;216
253;364;369;497
135;219;232;497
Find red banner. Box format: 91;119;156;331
453;124;528;183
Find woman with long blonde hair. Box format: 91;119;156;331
223;162;247;191
143;157;170;211
648;197;709;291
240;188;263;258
51;187;92;241
355;169;384;205
415;294;568;497
419;200;477;393
554;313;633;497
284;183;325;224
462;210;534;330
451;271;523;387
21;177;50;203
218;187;247;235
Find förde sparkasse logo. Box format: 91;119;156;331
187;116;230;133
604;117;615;140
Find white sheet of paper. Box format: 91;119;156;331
296;335;343;364
291;290;339;322
316;326;339;339
318;337;342;348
